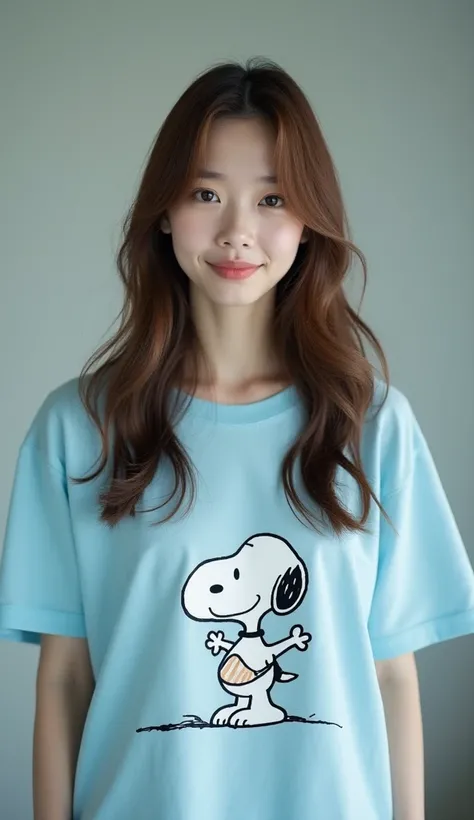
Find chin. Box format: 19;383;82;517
202;274;275;303
207;288;268;307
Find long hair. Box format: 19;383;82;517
73;56;389;535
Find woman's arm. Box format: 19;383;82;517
33;635;95;820
376;652;425;820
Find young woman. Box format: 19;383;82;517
1;57;473;820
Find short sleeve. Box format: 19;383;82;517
0;440;87;645
368;404;474;660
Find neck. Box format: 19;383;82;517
187;284;288;398
240;614;262;633
239;626;264;637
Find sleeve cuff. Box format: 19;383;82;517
370;608;474;660
0;604;87;645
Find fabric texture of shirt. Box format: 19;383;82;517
1;377;474;820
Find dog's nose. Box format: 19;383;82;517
210;584;224;594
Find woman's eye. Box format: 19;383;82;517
260;194;284;208
233;568;240;580
192;190;284;207
193;189;219;203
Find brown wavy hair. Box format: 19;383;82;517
73;56;389;535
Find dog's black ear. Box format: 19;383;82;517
271;563;307;615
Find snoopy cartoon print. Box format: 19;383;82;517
181;532;312;728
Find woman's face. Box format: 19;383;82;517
161;117;307;307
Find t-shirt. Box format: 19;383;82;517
1;377;474;820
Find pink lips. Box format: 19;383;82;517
209;262;261;280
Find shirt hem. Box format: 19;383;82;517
370;608;474;660
0;603;87;645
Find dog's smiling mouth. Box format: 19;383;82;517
209;594;261;619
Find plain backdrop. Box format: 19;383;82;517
1;1;473;818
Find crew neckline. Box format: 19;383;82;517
171;384;301;424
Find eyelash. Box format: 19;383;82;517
191;189;285;208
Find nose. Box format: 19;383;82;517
210;584;224;594
216;207;255;250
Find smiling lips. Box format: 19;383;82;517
208;261;261;280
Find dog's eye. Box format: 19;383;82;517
233;568;240;580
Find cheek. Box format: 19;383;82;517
262;219;303;257
171;209;212;254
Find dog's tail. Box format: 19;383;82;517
274;659;298;683
278;671;298;682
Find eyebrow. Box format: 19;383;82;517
196;169;278;184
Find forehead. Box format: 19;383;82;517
198;117;277;180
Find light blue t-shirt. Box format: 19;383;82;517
1;377;474;820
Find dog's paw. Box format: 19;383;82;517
205;630;225;656
211;705;240;725
228;709;251;727
291;624;312;651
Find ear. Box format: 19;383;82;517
271;562;307;615
299;227;309;244
160;215;171;234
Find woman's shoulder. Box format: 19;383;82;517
20;375;99;464
363;377;423;494
365;371;419;425
367;377;414;430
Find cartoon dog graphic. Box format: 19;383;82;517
181;532;312;728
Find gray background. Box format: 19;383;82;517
1;1;473;818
